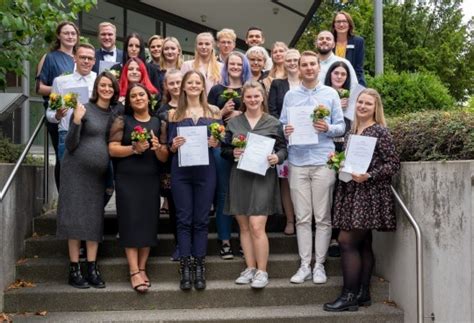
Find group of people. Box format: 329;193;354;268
37;10;400;313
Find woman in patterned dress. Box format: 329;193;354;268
324;88;400;312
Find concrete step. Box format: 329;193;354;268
4;277;390;313
16;255;343;283
34;211;288;236
24;233;298;258
7;303;404;322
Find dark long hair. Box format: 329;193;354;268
324;61;351;90
124;83;154;116
122;33;147;65
90;71;120;106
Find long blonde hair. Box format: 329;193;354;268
193;32;221;84
172;71;217;122
352;88;386;132
268;41;289;78
159;37;183;70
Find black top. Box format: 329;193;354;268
207;84;242;109
268;78;290;119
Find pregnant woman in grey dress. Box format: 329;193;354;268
56;71;119;289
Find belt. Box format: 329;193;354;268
333;137;344;143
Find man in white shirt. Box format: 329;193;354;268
46;43;97;163
92;22;123;73
316;31;359;93
245;27;272;70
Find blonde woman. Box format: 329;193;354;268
148;35;163;66
262;41;288;93
160;37;184;71
181;32;223;95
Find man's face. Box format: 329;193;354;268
315;31;335;55
246;30;264;47
217;37;235;57
75;47;96;75
99;26;116;50
299;55;320;83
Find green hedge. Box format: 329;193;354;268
388;110;474;161
367;71;455;116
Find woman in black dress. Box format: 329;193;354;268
324;89;400;311
108;83;168;293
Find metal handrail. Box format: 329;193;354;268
391;185;424;323
0;115;48;201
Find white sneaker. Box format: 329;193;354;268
250;270;269;289
290;265;312;284
235;267;256;284
313;263;327;284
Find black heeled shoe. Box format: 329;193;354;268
179;256;192;291
86;261;105;288
68;262;89;289
323;289;359;312
357;285;372;306
193;257;206;290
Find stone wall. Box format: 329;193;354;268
373;161;474;323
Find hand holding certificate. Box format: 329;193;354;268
287;106;319;146
177;126;209;167
339;134;377;182
237;132;276;176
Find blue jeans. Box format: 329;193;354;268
213;148;233;241
58;130;68;162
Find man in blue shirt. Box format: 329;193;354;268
280;51;345;285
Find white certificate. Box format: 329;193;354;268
61;86;89;104
237;132;275;176
339;134;377;182
287;105;319;146
345;84;366;121
99;60;117;74
177;126;209;167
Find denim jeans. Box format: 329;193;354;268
57;130;68;162
213;147;233;241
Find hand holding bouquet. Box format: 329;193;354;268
209;122;226;141
310;104;330;122
337;89;350;99
220;89;240;101
131;125;151;142
327;151;345;172
231;134;247;162
63;92;78;109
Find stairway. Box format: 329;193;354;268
4;209;403;322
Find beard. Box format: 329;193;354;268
317;47;332;55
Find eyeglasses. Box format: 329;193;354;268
78;56;95;62
335;20;349;25
61;31;77;36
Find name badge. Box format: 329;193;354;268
346;44;355;49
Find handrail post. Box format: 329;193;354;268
391;186;424;323
43;123;49;205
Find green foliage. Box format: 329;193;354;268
0;0;97;88
0;135;22;163
367;71;455;116
297;0;473;101
388;110;474;161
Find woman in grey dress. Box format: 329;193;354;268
221;80;287;289
56;72;119;289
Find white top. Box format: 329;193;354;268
318;53;359;94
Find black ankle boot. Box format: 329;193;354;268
323;289;358;312
193;257;206;290
87;261;106;288
179;256;192;291
357;285;371;306
68;262;89;289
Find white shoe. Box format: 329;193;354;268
235;267;256;284
313;263;327;284
290;265;312;284
250;270;269;289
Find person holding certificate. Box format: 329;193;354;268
168;71;221;291
279;51;345;286
324;89;400;312
109;83;169;293
221;80;287;289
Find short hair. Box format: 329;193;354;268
246;46;270;63
352;88;386;132
217;28;236;42
298;50;319;66
239;80;268;113
246;26;263;38
98;22;116;34
90;71;119;105
147;35;163;48
220;51;252;86
76;43;96;53
53;21;80;51
331;11;355;39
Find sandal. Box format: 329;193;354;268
139;268;151;287
130;271;148;293
284;222;295;235
160;207;169;214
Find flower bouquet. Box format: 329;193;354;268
338;89;350;99
209;122;226;141
231;134;247;162
150;94;159;111
327;151;345;172
48;93;63;111
108;69;120;80
220;89;240;101
63;92;78;109
310;104;330;122
131;125;151;142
